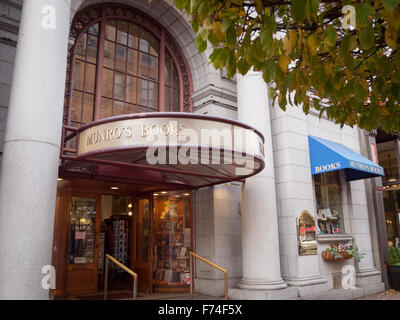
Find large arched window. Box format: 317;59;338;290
64;4;193;127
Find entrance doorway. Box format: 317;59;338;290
52;178;193;298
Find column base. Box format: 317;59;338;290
356;268;385;295
285;275;328;297
238;278;288;290
229;287;299;300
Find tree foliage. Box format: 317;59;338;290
174;0;400;133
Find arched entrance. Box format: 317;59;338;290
52;3;264;298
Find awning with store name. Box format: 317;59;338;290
308;135;385;181
59;113;265;188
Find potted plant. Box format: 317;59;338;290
386;247;400;291
322;244;364;262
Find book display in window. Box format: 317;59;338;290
110;215;129;272
314;172;345;235
153;196;191;292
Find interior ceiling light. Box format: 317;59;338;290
111;186;119;190
161;191;168;194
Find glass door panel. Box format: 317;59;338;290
68;197;97;264
66;195;100;295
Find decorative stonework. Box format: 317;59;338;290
63;3;193;124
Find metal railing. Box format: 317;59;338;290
104;254;138;300
189;251;228;300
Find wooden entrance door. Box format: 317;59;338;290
66;192;101;295
130;195;154;293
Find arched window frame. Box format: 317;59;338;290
63;3;193;126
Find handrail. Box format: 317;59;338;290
104;254;138;300
189;251;228;300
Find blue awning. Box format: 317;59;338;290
308;135;384;181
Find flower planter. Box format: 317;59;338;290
387;265;400;291
322;250;352;262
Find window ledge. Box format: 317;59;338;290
317;234;353;244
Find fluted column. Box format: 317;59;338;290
0;0;71;299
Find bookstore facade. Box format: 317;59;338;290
0;0;391;300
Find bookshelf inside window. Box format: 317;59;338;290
153;194;191;292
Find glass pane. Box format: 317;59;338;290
139;79;148;106
172;88;179;112
102;68;114;98
127;49;138;75
172;64;179;88
126;75;137;104
136;105;156;113
139;37;149;53
139;29;159;56
126;103;135;114
100;97;112;119
116;20;128;45
103;40;115;69
165;54;172;86
164;86;171;112
149;82;158;109
71;90;83;122
105;20;116;41
128;23;139;49
68;197;97;264
153;192;191;287
113;72;126;101
113;100;125;116
136;199;150;263
149;34;159;56
76;33;87;60
84;63;96;93
73;61;84;90
139;53;159;81
315;171;345;235
148;56;159;81
115;44;127;71
87;35;98;63
82;94;94;123
378;147;399;183
88;23;99;36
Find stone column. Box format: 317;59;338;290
0;0;71;299
230;70;297;299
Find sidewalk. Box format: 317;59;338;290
356;289;400;300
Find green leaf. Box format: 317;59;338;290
260;27;273;57
226;26;236;47
174;0;186;11
383;0;400;10
253;42;266;62
326;25;337;47
292;0;306;21
195;33;207;52
356;3;376;28
237;59;250;75
221;16;231;32
360;25;375;50
309;0;320;14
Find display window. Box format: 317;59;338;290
314;171;345;235
383;190;400;248
153;191;192;292
68;197;97;264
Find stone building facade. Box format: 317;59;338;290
0;0;388;299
